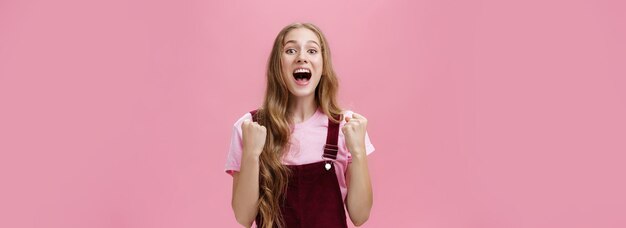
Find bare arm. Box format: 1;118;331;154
345;151;373;226
342;113;373;226
231;119;266;227
231;154;260;227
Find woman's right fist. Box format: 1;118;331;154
241;119;267;157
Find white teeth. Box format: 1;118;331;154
294;68;310;73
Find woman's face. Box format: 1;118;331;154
281;28;323;99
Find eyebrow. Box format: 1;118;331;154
284;40;320;47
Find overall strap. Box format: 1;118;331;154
249;109;258;122
323;114;342;160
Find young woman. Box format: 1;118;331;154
225;22;375;228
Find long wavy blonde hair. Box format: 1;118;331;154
254;22;343;228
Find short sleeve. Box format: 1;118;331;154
364;131;375;156
224;113;252;176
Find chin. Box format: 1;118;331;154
289;90;316;98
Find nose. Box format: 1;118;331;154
296;52;308;64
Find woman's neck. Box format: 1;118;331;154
288;95;318;124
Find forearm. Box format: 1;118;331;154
232;154;260;227
345;151;373;226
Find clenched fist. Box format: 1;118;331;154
241;119;267;158
342;112;368;156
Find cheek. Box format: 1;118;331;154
280;57;290;74
282;69;291;82
313;57;323;73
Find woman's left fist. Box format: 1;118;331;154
342;112;368;155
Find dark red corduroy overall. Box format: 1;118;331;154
251;110;348;228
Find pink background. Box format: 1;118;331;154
1;0;625;227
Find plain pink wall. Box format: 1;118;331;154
1;0;625;227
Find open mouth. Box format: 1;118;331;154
293;68;311;85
